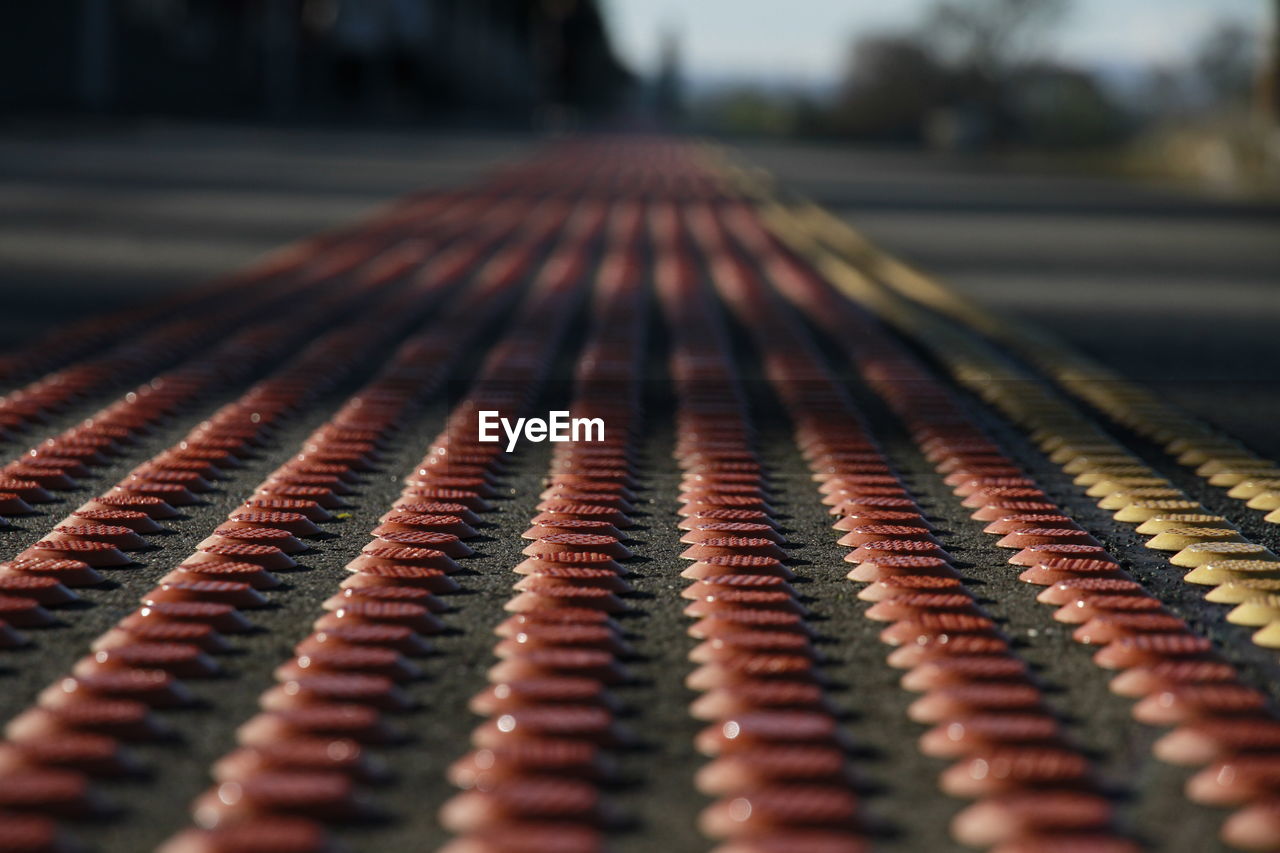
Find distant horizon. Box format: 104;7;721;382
604;0;1272;92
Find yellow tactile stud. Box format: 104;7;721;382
1037;432;1091;452
1074;466;1157;486
1064;455;1140;476
1145;528;1247;551
1246;490;1280;512
1189;559;1280;587
1171;542;1278;569
1206;467;1280;488
1135;514;1231;535
1176;445;1246;467
1085;477;1173;498
1228;478;1280;500
1226;595;1280;627
1230;478;1280;500
1166;435;1229;456
1113;500;1203;523
1194;457;1268;478
1050;445;1124;465
1266;507;1280;524
1251;622;1280;648
1098;488;1186;510
1207;577;1280;602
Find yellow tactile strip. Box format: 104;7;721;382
729;172;1280;651
769;182;1280;528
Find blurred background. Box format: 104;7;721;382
4;0;1278;185
1;0;1278;451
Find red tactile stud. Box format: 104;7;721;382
340;564;458;595
1008;544;1110;567
41;669;194;709
189;543;297;572
236;705;399;747
46;524;149;550
1222;799;1280;851
164;561;280;590
75;642;219;679
0;728;128;780
1133;684;1268;726
0;491;38;515
314;600;444;635
950;791;1115;847
0;595;55;628
438;779;603;833
0;812;68;853
276;646;420;683
1072;612;1190;645
82;494;179;519
469;678;615;716
447;742;605;789
698;786;861;837
244;497;333;522
374;530;473;559
1019;558;1126;586
376;514;478;539
1051;594;1163;624
191;772;368;827
1154;718;1280;765
324;585;445;614
93;621;229;654
123;601;254;634
0;769;101;817
64;508;165;533
296;625;431;658
1092;633;1214;670
695;711;844;756
684;556;793;581
143;580;268;609
19;540;131;568
864;593;981;622
389;502;482;526
900;656;1030;691
0;574;76;607
157;817;336;853
919;713;1062;758
488;647;628;685
1035;578;1145;606
940;747;1092;796
206;522;307;551
113;481;198;506
908;684;1045;724
261;674;411;713
694;745;848;794
212;740;382;784
347;545;459;575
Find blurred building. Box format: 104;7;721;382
0;0;632;122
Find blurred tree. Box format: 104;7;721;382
653;27;684;120
923;0;1068;78
921;0;1069;145
697;87;799;137
1196;20;1257;107
832;36;948;141
1263;0;1280;121
1011;64;1126;147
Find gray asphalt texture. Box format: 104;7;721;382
1;124;1279;852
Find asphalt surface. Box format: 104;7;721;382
2;124;1279;853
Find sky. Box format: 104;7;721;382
603;0;1272;91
